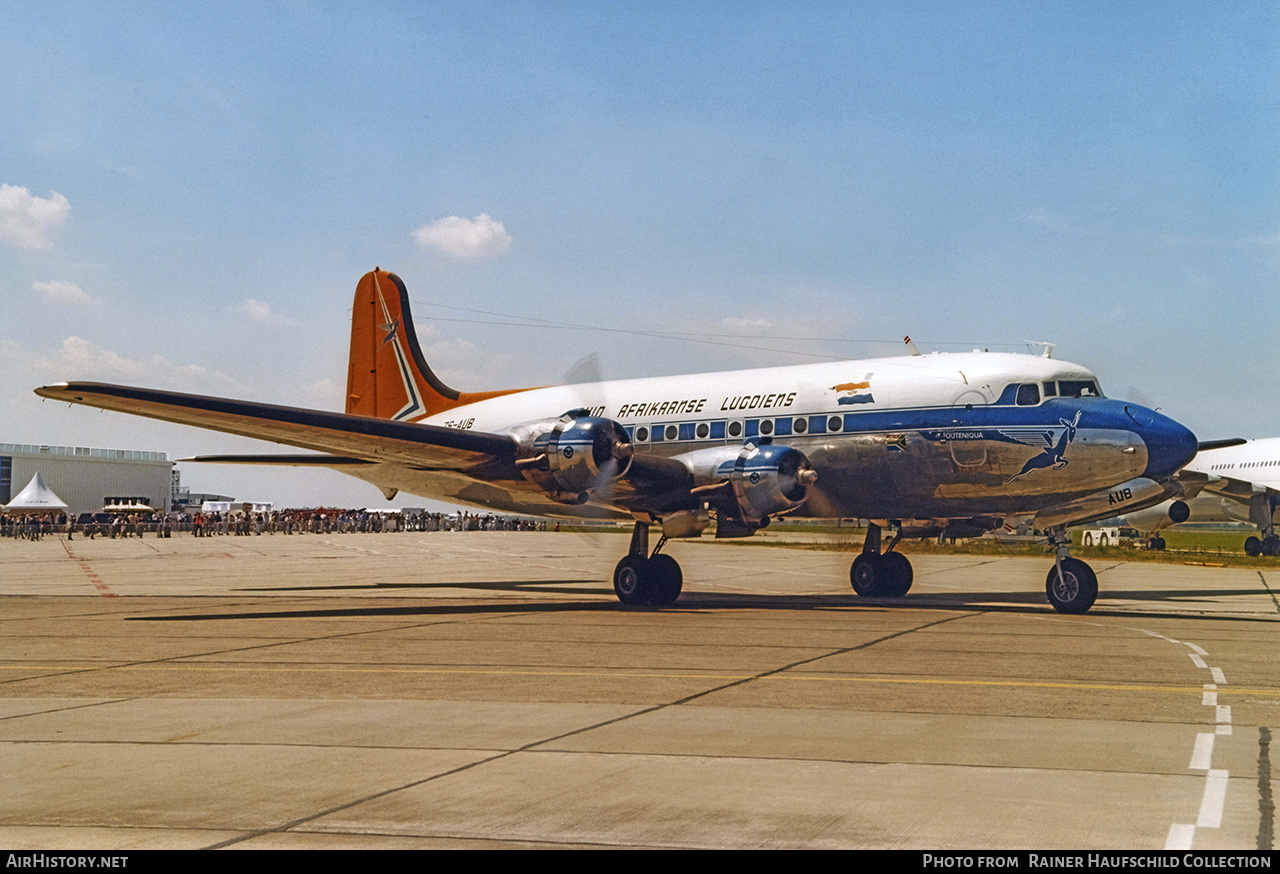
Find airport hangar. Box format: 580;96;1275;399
0;442;174;516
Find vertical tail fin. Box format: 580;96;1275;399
345;269;523;420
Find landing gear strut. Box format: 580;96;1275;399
1045;529;1098;614
849;523;913;598
613;521;683;605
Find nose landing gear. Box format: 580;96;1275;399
1045;530;1098;613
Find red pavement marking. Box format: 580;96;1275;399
60;540;117;597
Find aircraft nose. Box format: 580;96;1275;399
1138;409;1198;480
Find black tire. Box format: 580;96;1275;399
1263;536;1280;558
1154;536;1166;551
614;555;652;605
1245;536;1263;557
880;551;913;597
1045;558;1098;614
850;553;883;596
648;554;683;605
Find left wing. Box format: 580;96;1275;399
34;381;698;508
34;382;517;472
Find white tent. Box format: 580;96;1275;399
2;472;69;513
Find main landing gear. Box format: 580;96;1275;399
849;523;914;597
613;521;683;605
1044;529;1098;614
1244;495;1280;557
1244;533;1280;557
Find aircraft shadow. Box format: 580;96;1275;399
126;579;1280;624
243;580;608;595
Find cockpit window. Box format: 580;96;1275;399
1015;383;1040;406
1057;380;1101;398
1042;381;1057;397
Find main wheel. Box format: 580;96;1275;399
1045;557;1098;614
1263;535;1280;558
648;554;683;605
850;553;884;596
880;551;913;596
614;555;652;605
1245;536;1263;557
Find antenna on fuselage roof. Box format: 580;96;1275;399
903;335;923;356
1024;340;1056;359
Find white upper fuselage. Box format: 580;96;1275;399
419;352;1098;435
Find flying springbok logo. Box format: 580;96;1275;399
1003;410;1083;483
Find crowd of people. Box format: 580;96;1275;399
0;509;551;540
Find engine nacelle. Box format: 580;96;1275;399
1032;476;1175;530
675;442;817;525
511;411;633;504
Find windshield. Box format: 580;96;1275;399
1055;379;1102;398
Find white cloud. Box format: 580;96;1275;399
0;184;71;249
236;299;295;325
416;321;516;389
299;378;343;410
412;213;512;258
720;316;773;333
26;336;253;395
34;280;99;306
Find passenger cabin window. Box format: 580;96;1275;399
1015;383;1041;406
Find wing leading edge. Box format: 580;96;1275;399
34;381;697;501
34;381;516;472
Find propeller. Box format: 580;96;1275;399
561;353;631;514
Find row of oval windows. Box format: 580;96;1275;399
630;415;848;444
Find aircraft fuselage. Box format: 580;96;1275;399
396;351;1193;523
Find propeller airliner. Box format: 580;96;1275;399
35;269;1199;613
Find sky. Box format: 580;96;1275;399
2;1;1278;509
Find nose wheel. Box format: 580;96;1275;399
1044;529;1099;613
1045;556;1098;613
